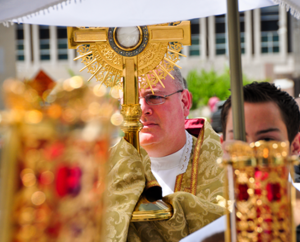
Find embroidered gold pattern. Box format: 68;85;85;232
174;174;183;192
184;188;191;193
190;127;205;195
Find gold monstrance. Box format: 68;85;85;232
67;22;191;221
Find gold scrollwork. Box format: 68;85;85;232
120;104;142;119
75;24;184;90
77;44;122;87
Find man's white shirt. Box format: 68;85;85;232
150;131;193;197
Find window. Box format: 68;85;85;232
39;25;50;60
57;27;68;60
215;15;226;55
215;14;245;55
16;24;24;61
240;13;245;54
260;6;279;53
189;19;200;56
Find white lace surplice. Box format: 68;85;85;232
150;131;193;197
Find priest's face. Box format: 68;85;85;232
225;102;289;144
139;75;191;157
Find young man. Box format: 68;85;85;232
106;67;225;242
221;81;300;228
221;81;300;150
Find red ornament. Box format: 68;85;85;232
55;166;82;197
238;184;249;201
67;167;82;196
266;183;281;202
55;166;68;197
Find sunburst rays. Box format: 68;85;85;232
74;39;183;92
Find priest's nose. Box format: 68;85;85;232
140;98;153;115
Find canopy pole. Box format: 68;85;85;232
226;0;246;141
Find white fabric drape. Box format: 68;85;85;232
0;0;65;25
0;0;281;27
273;0;300;18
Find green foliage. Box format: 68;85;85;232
67;68;76;77
186;69;254;110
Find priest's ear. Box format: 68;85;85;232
291;132;300;155
182;89;192;117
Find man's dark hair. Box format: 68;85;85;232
221;82;300;143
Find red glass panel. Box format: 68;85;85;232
67;167;82;196
55;166;68;197
238;184;249;201
266;183;281;202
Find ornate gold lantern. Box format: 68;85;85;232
0;79;114;241
221;141;298;242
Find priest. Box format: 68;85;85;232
105;67;225;242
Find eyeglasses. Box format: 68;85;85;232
139;90;184;105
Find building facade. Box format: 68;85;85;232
14;6;298;82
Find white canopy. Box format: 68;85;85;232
0;0;299;27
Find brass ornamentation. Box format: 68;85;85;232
120;103;143;154
77;44;122;87
131;197;173;222
120;104;142;117
221;141;298;242
76;39;182;89
68;22;189;90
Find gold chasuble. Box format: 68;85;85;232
105;119;225;242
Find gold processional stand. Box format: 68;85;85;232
0;80;113;241
67;22;191;221
220;141;299;242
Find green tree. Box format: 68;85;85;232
186;69;255;110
